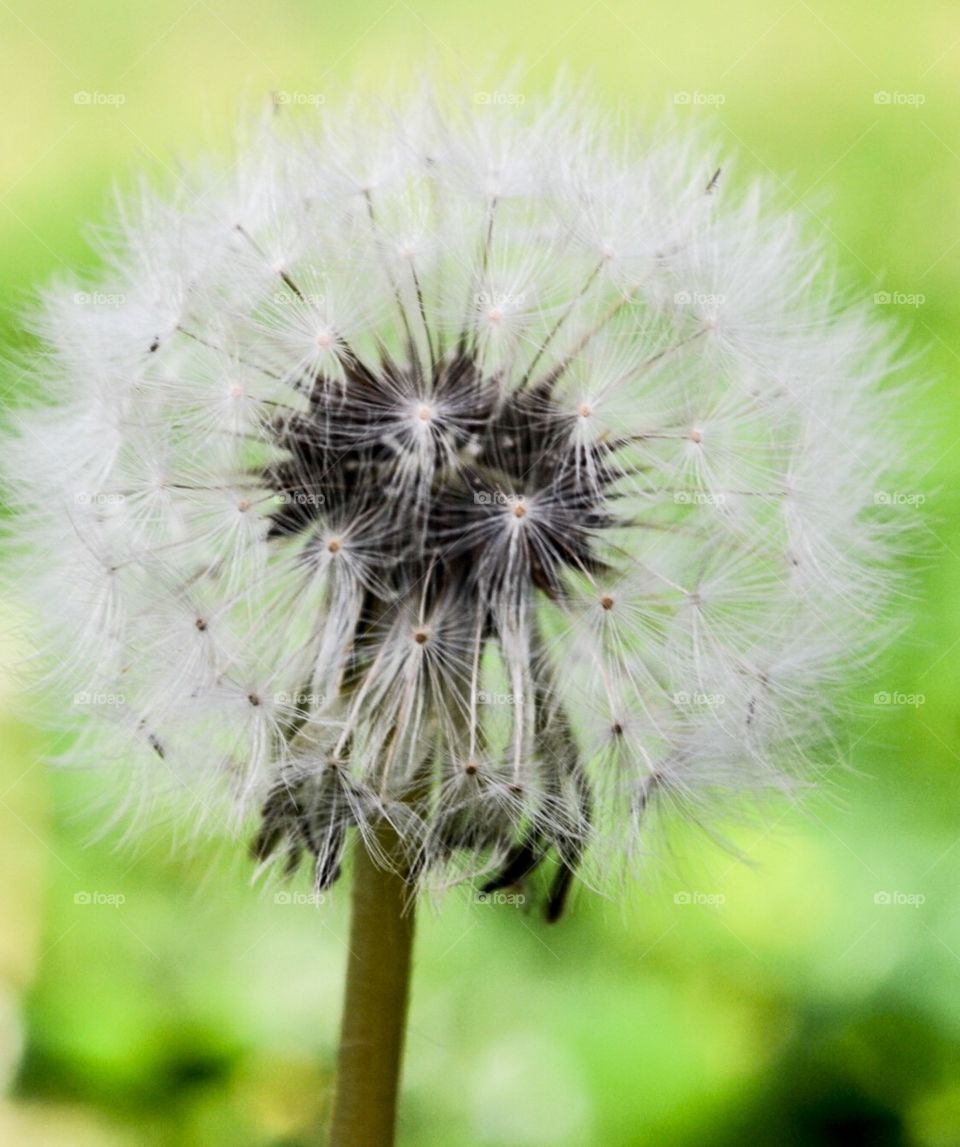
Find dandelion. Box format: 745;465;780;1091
3;84;901;1144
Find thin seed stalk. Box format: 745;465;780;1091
329;822;416;1147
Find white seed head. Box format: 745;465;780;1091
1;83;906;917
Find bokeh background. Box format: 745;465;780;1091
1;2;958;1144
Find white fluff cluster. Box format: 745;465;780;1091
4;86;901;914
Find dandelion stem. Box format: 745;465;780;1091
329;822;416;1147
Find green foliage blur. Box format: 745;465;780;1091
1;2;958;1144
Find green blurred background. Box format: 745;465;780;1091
1;2;958;1144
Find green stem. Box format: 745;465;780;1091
329;824;416;1147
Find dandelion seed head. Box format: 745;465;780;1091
2;82;906;918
